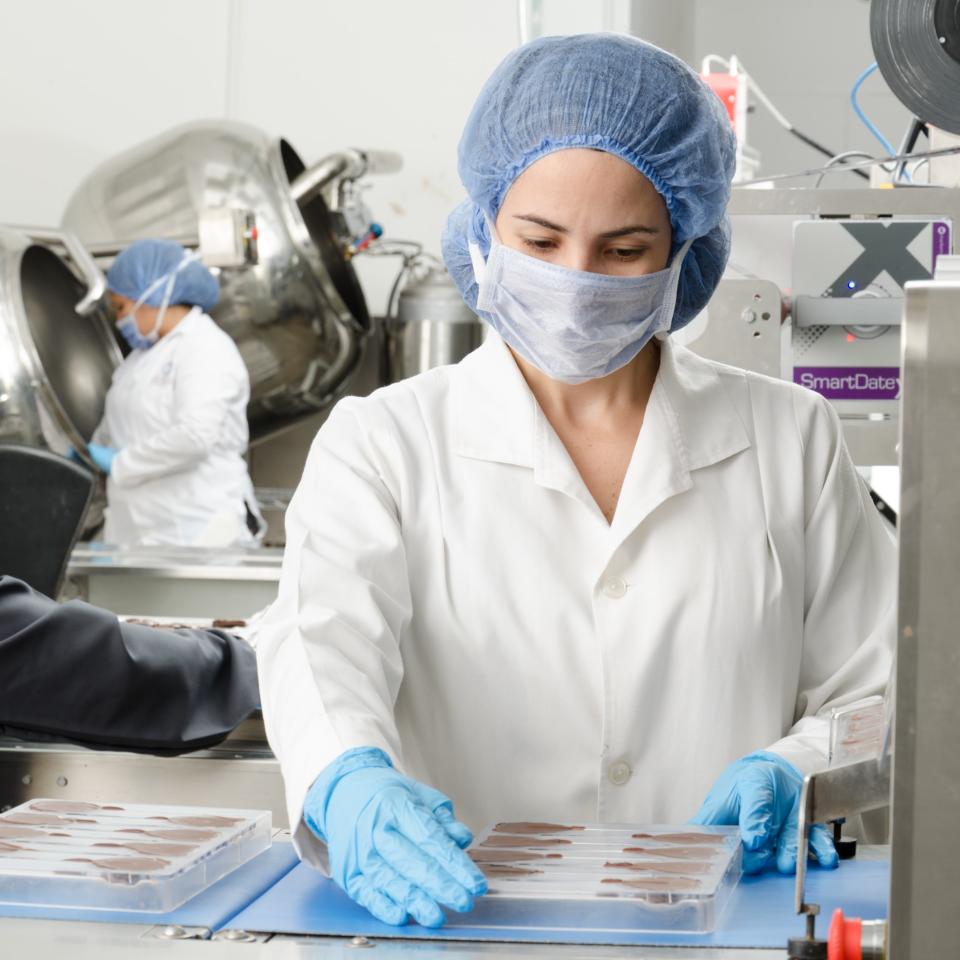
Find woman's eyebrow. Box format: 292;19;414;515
513;214;568;232
601;224;660;239
512;214;659;238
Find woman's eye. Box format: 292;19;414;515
521;237;557;252
608;248;645;262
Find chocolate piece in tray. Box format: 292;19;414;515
147;815;243;828
118;827;219;842
29;801;102;814
631;832;726;846
470;848;564;863
0;824;45;839
483;864;544;878
604;859;713;875
622;845;717;860
480;835;573;848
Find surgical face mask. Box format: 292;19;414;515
112;251;201;351
116;311;160;351
469;235;692;384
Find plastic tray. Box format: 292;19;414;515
452;822;742;933
0;799;271;912
829;695;886;767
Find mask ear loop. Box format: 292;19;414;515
468;212;504;286
654;238;694;342
468;241;487;285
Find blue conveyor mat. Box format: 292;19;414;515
225;857;889;947
0;840;298;929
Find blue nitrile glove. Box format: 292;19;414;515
66;447;84;464
303;747;487;928
690;751;839;875
86;443;118;475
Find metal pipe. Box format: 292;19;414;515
290;148;403;205
290;151;359;205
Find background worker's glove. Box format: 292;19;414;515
303;746;486;927
690;750;839;874
86;443;118;475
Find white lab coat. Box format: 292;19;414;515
93;308;262;547
256;334;896;867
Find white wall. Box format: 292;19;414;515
0;1;231;223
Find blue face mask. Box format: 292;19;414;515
470;236;692;384
116;312;160;351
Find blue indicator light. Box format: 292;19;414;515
846;280;857;290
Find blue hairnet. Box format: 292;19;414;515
107;239;219;312
441;34;736;332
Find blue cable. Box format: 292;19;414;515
850;63;897;157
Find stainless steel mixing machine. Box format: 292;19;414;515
60;120;396;441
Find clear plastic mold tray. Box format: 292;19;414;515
453;822;742;933
0;799;271;912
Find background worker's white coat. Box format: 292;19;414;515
93;308;261;547
256;334;896;867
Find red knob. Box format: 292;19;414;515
828;908;862;960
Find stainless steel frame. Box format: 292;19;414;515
64;544;283;617
794;757;891;917
887;278;960;958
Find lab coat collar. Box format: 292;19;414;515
452;333;539;469
159;306;203;344
452;334;751;529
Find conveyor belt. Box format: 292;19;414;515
225;857;888;947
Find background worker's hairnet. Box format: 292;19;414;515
107;239;220;312
442;34;736;332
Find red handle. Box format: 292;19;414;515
828;908;863;960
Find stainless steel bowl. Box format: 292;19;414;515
0;228;120;453
388;266;483;381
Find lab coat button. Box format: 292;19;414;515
602;577;627;599
608;761;632;785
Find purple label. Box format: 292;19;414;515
933;221;951;268
794;366;900;400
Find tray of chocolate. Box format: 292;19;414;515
455;822;742;933
0;799;271;912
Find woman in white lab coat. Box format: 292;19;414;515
257;36;895;928
89;239;263;547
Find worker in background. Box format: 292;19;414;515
87;239;264;547
0;575;258;752
257;35;896;927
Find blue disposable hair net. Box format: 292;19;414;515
107;239;219;312
441;34;736;332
